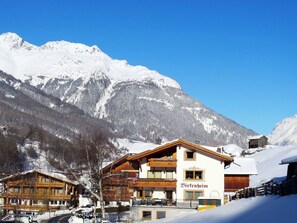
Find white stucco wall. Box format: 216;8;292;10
136;145;225;204
176;145;225;204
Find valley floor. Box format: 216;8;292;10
151;194;297;223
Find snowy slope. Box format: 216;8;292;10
249;144;297;186
268;114;297;145
151;195;297;223
0;32;256;147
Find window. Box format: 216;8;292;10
147;170;162;178
185;151;195;160
53;188;63;194
185;170;203;180
157;211;166;219
142;211;152;220
137;190;152;198
14;187;21;193
41;176;50;182
145;190;152;198
166;171;174;179
29;188;35;194
137;190;143;198
185;191;204;200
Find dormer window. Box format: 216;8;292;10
185;150;195;160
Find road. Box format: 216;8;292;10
41;214;72;223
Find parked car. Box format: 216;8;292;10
0;215;33;223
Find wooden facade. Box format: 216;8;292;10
148;158;177;168
248;135;268;148
286;163;297;180
281;155;297;181
0;170;79;213
128;178;177;189
102;154;138;202
224;175;250;192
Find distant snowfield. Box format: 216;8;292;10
151;195;297;223
250;144;297;186
117;138;159;154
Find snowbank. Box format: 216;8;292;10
151;195;297;223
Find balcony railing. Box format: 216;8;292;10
132;198;175;206
128;178;176;188
3;204;67;211
148;158;177;168
0;192;73;200
7;181;65;187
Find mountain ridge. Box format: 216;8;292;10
0;32;256;147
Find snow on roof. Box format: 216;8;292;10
248;135;267;140
281;155;297;164
224;158;257;175
0;169;78;185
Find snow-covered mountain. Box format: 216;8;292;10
0;32;256;147
268;114;297;145
0;70;113;141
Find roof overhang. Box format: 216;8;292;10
127;139;233;164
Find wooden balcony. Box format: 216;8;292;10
7;181;65;188
128;178;176;188
1;192;73;200
148;158;177;168
3;204;66;211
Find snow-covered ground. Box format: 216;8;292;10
250;144;297;186
151;143;297;223
117;138;159;153
151;195;297;223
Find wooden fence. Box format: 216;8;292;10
232;177;297;200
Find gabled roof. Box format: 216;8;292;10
127;139;233;163
0;169;78;185
248;135;267;140
102;153;134;173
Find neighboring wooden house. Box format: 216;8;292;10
102;154;138;203
281;155;297;180
102;139;234;221
224;158;257;193
0;170;79;214
248;135;268;148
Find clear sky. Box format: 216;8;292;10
1;0;296;135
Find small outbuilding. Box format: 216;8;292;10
248;135;268;148
224;158;257;193
281;155;297;181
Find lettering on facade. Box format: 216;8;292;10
180;183;208;188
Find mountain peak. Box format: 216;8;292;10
268;114;297;145
40;40;103;56
0;32;181;89
0;32;34;50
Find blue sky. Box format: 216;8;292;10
1;0;297;135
